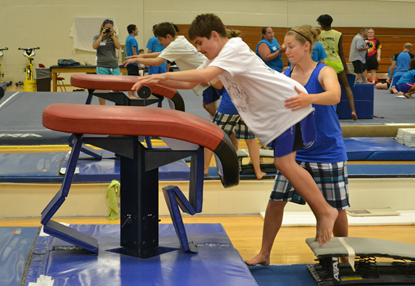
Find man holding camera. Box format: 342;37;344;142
349;28;369;84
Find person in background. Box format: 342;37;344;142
349;28;369;84
125;24;139;98
146;24;167;75
317;14;358;120
256;27;286;72
393;58;415;98
365;28;382;85
92;19;121;105
389;43;414;94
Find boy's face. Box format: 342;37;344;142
157;35;174;48
133;27;139;36
193;33;221;60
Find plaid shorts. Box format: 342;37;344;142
213;112;255;139
270;161;350;210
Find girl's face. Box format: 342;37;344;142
284;34;310;65
263;28;274;41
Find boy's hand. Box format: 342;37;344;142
123;56;142;67
132;74;165;91
284;86;313;111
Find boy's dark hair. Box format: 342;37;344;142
139;49;144;53
127;24;137;34
317;14;333;27
154;22;176;38
188;13;227;40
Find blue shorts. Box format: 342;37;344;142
391;75;402;88
96;67;121;75
396;83;414;93
148;65;167;75
270;112;316;158
270;161;350;210
202;86;220;104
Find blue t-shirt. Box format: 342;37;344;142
126;35;138;66
311;42;327;63
217;87;238;115
284;63;347;163
397;69;415;85
392;52;415;77
146;36;165;53
146;36;167;72
256;38;283;72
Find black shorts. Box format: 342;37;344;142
352;60;366;74
127;64;139;76
366;57;379;71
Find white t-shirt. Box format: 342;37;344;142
159;36;207;96
201;37;314;146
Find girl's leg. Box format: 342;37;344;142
245;138;266;180
371;70;377;84
274;152;338;246
245;200;287;266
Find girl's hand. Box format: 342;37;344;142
284;86;313;111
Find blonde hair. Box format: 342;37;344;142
226;29;242;39
404;43;413;50
286;25;321;53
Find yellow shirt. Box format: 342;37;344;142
320;29;343;73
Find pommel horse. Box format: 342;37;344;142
41;75;239;258
70;74;185;158
307;237;415;285
71;74;185;111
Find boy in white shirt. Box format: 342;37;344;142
130;14;338;246
124;22;219;117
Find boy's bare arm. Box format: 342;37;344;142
124;56;165;67
131;66;224;91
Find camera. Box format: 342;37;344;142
104;27;111;34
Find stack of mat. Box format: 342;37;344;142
395;128;415;147
403;130;415;147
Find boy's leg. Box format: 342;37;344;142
127;65;140;98
245;138;266;180
202;87;220;118
274;153;338;245
245;200;287;266
204;112;238;175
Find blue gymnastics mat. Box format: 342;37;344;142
24;224;258;286
0;227;39;286
344;137;415;161
0;150;190;183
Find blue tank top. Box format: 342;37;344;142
217;87;238;115
256;38;283;72
284;63;348;163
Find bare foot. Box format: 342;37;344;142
128;95;140;99
256;171;266;180
204;167;210;176
245;253;270;266
315;207;338;246
351;111;358;121
404;93;413;99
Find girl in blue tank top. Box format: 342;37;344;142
246;25;350;267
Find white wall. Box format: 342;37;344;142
1;0;415;83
